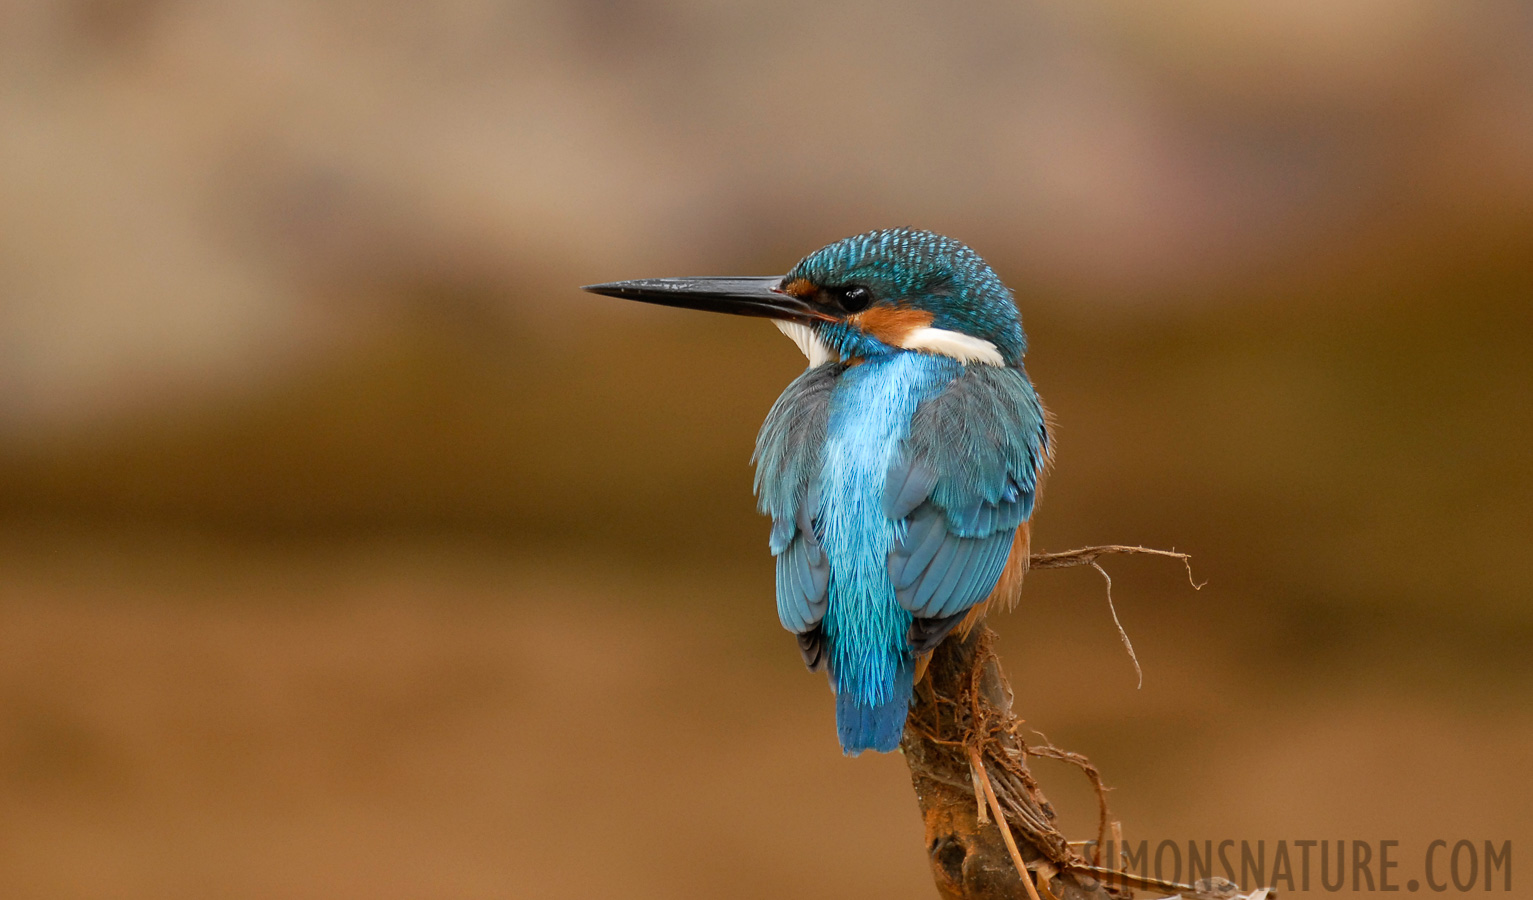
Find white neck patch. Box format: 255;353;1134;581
897;327;1004;366
773;320;838;367
773;320;1004;367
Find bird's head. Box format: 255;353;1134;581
584;228;1026;367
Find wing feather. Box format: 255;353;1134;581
882;457;938;522
886;365;1049;630
755;364;842;638
890;505;946;588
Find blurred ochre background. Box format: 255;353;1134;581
2;1;1531;897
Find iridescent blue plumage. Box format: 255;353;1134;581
786;229;1028;365
754;229;1049;754
754;357;1046;753
587;227;1050;756
818;354;959;743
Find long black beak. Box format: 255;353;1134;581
582;276;830;325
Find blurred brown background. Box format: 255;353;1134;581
2;1;1531;897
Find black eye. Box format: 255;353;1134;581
837;285;873;313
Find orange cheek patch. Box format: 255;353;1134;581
851;306;935;346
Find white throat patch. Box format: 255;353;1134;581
773;320;838;367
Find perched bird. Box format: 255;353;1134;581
584;228;1050;755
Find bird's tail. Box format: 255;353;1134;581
834;658;915;756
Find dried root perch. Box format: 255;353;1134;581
900;546;1265;900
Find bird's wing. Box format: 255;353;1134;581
886;365;1049;650
753;364;842;641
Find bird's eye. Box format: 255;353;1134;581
837;285;873;313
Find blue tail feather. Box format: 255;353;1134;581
834;659;914;755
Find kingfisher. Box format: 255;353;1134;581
584;228;1050;755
